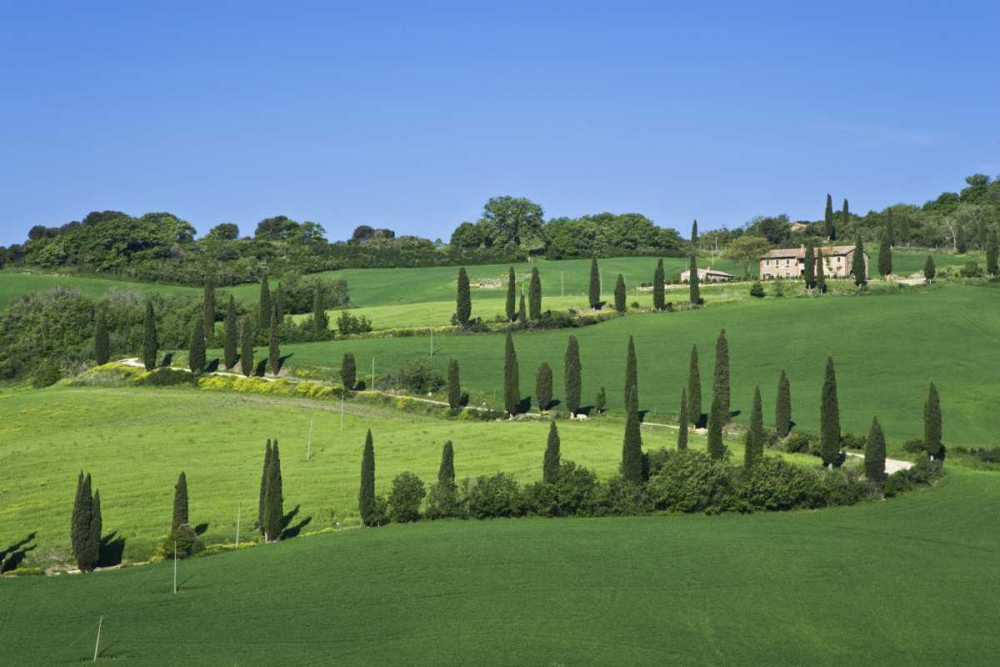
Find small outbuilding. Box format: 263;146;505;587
680;267;734;283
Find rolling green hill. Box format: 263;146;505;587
1;468;996;666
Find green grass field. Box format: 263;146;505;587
1;467;996;666
272;283;1000;452
0;272;200;310
1;385;766;568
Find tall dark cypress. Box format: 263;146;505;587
239;317;254;377
621;387;644;482
624;335;638;412
691;220;699;248
88;490;102;570
820;356;841;467
987;227;999;278
955;223;967;254
447;358;461;409
677;387;689;451
274;283;284;322
268;306;280;376
258;440;272;529
535;361;553;411
506;266;517;321
707;393;726;460
865;417;887;482
340;352;357;390
503;332;520;416
224;296;238;370
744;386;764;468
359;430;376;526
313;283;329;333
188;318;206;374
588;254;601;309
653;258;665;311
851;235;867;286
878;229;893;278
543;421;561;484
529;266;542;320
172;472;189;531
803;243;816;289
518;291;527;323
456;267;471;327
688;345;702;427
595;386;607;414
713;329;730;421
564;335;582;416
203;275;216;346
71;471;92;571
775;370;792;438
438;440;455;488
816;249;827;293
94;305;110;365
924;382;942;459
142;299;158;371
825;194;835;240
263;441;283;542
613;274;627;313
688;253;700;304
924;254;936;282
258;271;272;332
841;199;850;237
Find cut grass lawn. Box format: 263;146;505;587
0;385;757;568
1;467;997;666
274;283;1000;452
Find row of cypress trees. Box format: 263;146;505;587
258;440;284;542
71;472;102;571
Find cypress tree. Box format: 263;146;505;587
865;417;887;482
188;318;206;374
506;266;517;321
203;275;215;346
744;386;764;468
263;441;283;542
268;306;280;376
239;317;254;377
707;392;726;460
621;387;644;482
456;267;471;327
955;223;967;254
885;208;896;246
688;345;702;427
614;274;627;313
624;335;638;412
543;421;561;483
518;291;527;323
88;490;102;570
71;472;92;571
816;248;827;293
841;198;849;238
688;253;700;304
258;440;272;529
803;243;816;289
94;305;110;365
340;352;357;390
775;370;792;438
528;267;542;320
447;358;461;409
878;229;893;278
439;440;455;487
535;361;553;411
713;329;730;421
677;387;689;451
564;335;582;416
258;271;271;332
987;227;999;278
851;235;867;286
503;332;520;416
653;258;665;311
274;283;284;322
924;382;942;459
142;299;158;371
172;472;189;531
924;254;936;282
594;386;606;414
359;430;376;526
825;193;835;240
820;356;841;467
691;219;699;248
588;254;601;309
224;296;238;370
313;283;329;333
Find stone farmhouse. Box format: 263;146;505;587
760;245;869;280
680;267;734;283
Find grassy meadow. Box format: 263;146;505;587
1;467;997;666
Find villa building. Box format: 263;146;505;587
759;245;868;280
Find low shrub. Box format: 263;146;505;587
959;261;984;278
396;358;444;394
732;457;825;512
336;310;373;337
647;450;731;513
840;432;866;451
783;432;815;454
749;281;765;298
467;472;523;518
521;460;601;517
952;446;1000;464
157;524;204;560
596;476;653;515
425;479;463;519
883;458;944;497
136;367;198;387
902;439;926;454
387;472;426;523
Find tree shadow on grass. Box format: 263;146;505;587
193;523;209;536
541;399;562;412
280;505;312;540
0;532;37;573
729;409;742;420
277;353;294;373
254;359;268;377
518;396;533;414
576;405;594;417
98;531;126;568
205;359;220;373
160;353;174;368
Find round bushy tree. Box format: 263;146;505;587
388;472;426;523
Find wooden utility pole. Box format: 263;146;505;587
173;542;178;594
93;616;103;662
306;416;314;460
235;503;241;548
370;357;375;391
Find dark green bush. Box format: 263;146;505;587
136;368;198;387
903;439;926;453
596;476;653;515
732;457;825;512
158;524;203;559
783;432;815;454
522;460;601;517
647;450;731;513
467;472;523;518
749;281;765;298
387;471;426;523
396;358;445;394
883;459;943;497
840;432;867;450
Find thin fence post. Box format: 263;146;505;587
93;615;103;662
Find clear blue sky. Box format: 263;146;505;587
1;1;998;246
